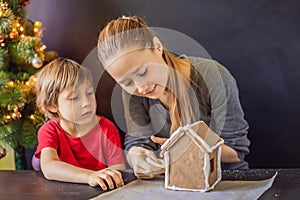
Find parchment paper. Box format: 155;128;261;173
91;172;277;200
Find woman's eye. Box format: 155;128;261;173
124;81;132;87
138;67;147;77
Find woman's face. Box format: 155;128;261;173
106;48;169;99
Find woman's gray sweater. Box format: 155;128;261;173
122;56;250;169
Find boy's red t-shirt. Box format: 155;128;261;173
34;116;125;170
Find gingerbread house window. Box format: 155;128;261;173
210;158;215;173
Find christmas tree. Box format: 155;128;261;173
0;0;57;169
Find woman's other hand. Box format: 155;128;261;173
150;135;167;145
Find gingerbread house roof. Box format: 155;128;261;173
160;121;224;157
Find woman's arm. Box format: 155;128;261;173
41;147;124;190
214;62;250;163
194;59;250;168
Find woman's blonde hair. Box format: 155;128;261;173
98;16;210;134
35;58;93;119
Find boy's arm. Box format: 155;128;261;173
41;147;124;190
109;163;126;170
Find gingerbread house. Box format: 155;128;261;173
160;120;224;192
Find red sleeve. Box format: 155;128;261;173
100;117;125;166
34;120;59;159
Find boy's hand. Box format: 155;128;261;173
88;168;124;190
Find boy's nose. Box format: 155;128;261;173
81;96;91;107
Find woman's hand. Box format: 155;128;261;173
87;168;124;190
127;146;165;179
221;144;241;163
150;135;167;145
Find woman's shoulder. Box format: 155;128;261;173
180;55;214;64
184;55;235;82
184;56;223;71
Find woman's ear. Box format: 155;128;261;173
152;36;163;55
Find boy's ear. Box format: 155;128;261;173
47;104;58;113
152;36;163;55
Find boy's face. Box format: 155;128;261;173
56;80;97;127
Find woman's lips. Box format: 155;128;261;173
142;84;157;95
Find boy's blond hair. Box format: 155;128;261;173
35;57;93;119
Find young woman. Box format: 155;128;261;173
98;16;250;179
33;58;125;190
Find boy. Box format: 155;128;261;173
33;58;125;190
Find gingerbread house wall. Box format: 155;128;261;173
165;134;209;190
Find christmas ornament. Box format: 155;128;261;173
0;145;6;159
31;56;43;68
20;0;30;7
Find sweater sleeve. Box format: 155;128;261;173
192;58;250;168
220;66;250;158
214;62;250;158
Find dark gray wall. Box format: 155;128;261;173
27;0;300;168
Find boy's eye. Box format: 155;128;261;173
69;96;78;100
87;91;94;95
